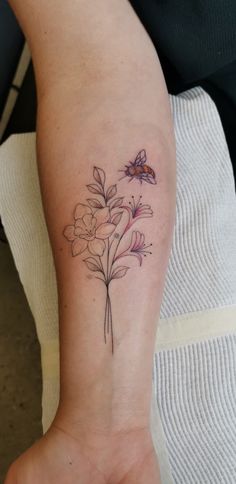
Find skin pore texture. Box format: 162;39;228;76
5;1;176;483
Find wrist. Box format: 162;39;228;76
48;412;154;465
44;420;159;484
54;394;152;438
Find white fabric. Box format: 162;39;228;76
0;87;236;483
160;88;236;318
153;333;236;483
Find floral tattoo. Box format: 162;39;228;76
63;150;155;353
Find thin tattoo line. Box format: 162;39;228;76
106;285;110;335
104;288;108;344
63;151;156;353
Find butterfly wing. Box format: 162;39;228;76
134;149;147;166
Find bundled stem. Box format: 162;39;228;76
104;284;114;353
63;164;153;353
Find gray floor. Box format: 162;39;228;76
0;238;42;482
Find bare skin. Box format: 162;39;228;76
5;1;176;482
5;426;160;484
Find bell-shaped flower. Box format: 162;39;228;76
114;230;152;266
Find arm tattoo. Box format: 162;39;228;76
63;150;156;353
119;149;157;184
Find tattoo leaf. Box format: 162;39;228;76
87;198;104;209
111;212;123;225
84;257;102;272
93;167;105;187
111;266;129;280
108;197;124;209
87;184;104;195
106;184;117;201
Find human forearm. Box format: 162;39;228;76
36;79;175;432
5;2;176;482
9;0;176;434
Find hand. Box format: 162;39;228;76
4;421;161;484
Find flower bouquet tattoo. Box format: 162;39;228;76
63;151;155;353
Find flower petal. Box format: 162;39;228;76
78;234;95;240
75;218;84;228
133;253;143;266
72;237;88;256
63;225;76;241
96;223;116;239
74;218;87;236
111;211;123;225
74;225;85;236
140;208;153;214
82;214;94;229
140;233;145;247
94;207;110;226
74;204;92;220
136;231;142;249
131;230;138;250
88;238;105;256
135;206;153;218
139;204;151;210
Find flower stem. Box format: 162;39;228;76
108;290;114;354
104;284;114;353
104;289;108;343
